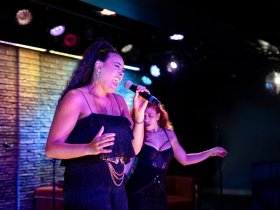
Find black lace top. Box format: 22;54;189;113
125;129;174;209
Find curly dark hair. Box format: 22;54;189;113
130;103;174;130
59;41;120;102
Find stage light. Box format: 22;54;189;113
170;62;177;68
141;76;152;85
167;61;178;72
121;44;133;53
100;9;116;16
50;25;65;36
265;71;280;95
16;9;33;26
150;65;160;77
49;50;83;59
0;40;47;52
275;77;280;84
124;65;140;71
169;34;184;41
64;34;78;47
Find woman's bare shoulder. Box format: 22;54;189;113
58;88;86;109
164;129;177;141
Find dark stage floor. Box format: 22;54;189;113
200;193;252;210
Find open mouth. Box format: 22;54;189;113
112;77;121;86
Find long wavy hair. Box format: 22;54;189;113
58;41;120;102
130;103;174;130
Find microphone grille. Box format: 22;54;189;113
124;80;133;89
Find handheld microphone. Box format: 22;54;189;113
3;142;13;148
124;80;161;106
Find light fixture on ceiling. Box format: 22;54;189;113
167;61;178;72
150;65;160;77
121;44;133;53
141;76;152;85
169;34;184;41
49;50;83;59
50;25;65;36
265;71;280;95
99;9;116;16
62;33;80;51
0;40;47;52
15;9;33;26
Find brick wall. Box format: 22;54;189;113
0;43;144;209
0;44;19;209
18;49;75;209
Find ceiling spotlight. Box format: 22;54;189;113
50;25;65;36
100;9;116;16
169;34;184;41
167;61;178;72
150;65;160;77
170;62;177;68
121;44;133;53
265;71;280;95
64;34;78;47
16;9;33;26
141;76;152;85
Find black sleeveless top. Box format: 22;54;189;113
61;91;135;166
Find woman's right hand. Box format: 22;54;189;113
86;126;115;155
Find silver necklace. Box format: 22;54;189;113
87;85;112;114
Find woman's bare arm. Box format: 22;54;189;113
168;130;227;166
115;93;145;155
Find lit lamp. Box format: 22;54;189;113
265;71;280;95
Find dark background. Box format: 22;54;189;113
1;0;280;196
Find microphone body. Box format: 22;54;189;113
124;81;161;106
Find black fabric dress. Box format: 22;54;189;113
61;92;135;210
125;129;174;210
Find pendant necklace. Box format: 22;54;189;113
87;85;113;114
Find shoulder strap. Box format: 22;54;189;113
112;93;122;116
77;89;93;113
159;128;171;150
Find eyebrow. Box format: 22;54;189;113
115;62;122;66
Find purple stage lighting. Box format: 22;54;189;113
169;34;184;41
50;25;65;36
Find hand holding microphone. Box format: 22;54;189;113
124;80;161;106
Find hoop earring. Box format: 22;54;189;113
95;71;100;85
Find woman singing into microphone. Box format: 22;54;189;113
125;103;228;210
45;41;149;210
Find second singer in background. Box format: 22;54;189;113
125;103;228;210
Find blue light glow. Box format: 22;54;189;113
150;65;160;77
141;76;152;85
